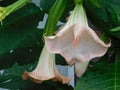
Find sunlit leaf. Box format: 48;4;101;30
110;26;120;32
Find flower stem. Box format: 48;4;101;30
6;0;31;17
0;0;31;25
44;0;66;36
67;3;88;27
74;0;84;5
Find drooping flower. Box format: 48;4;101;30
22;46;71;84
45;4;111;76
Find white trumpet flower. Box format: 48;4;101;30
45;4;111;77
22;46;71;84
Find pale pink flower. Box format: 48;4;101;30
22;46;71;84
45;4;111;76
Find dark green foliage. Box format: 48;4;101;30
75;60;120;90
84;0;120;38
40;0;56;12
0;63;73;90
0;0;120;90
0;0;17;6
0;3;44;54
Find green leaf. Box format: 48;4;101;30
110;26;120;32
44;0;66;36
88;0;101;8
75;60;120;90
60;0;74;22
0;47;41;69
0;0;17;7
17;29;44;48
106;0;120;25
0;3;44;54
40;0;75;22
0;63;37;89
0;48;67;69
0;28;67;69
84;0;120;38
56;54;67;65
40;0;56;12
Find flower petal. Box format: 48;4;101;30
22;46;56;83
45;24;75;54
22;46;71;84
51;71;72;84
75;61;89;77
45;24;111;65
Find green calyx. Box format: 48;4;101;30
0;7;6;24
68;3;88;27
0;0;31;25
44;0;66;36
74;0;83;5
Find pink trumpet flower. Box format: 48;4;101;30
22;46;71;84
45;4;111;77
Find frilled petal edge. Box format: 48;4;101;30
45;24;111;65
22;70;71;84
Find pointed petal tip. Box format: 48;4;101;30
22;71;29;80
52;73;72;84
22;71;43;84
75;61;89;77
